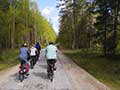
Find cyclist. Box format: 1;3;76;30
30;45;37;69
19;43;29;76
45;42;58;76
35;42;41;60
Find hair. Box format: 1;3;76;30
49;42;54;45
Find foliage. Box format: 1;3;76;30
64;50;120;90
56;0;97;49
57;0;120;56
0;49;19;70
93;0;120;56
0;0;56;49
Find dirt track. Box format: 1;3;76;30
0;49;110;90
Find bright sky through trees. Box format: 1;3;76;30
35;0;59;34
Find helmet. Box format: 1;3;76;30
23;43;27;47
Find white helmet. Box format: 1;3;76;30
23;43;27;47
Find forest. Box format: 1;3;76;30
56;0;120;89
0;0;56;50
0;0;120;89
57;0;120;56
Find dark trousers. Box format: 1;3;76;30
30;56;36;67
47;59;56;72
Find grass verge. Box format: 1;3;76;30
0;49;19;71
63;50;120;90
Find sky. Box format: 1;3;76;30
33;0;94;34
34;0;60;34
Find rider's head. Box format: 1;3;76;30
49;42;54;45
36;42;39;44
22;43;27;47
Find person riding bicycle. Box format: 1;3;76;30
45;42;58;76
19;43;30;76
35;42;41;60
30;45;37;69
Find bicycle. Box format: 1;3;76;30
19;62;29;82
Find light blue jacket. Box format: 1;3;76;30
45;45;58;60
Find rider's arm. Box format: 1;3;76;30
27;48;30;60
45;48;47;58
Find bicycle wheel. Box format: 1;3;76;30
30;59;34;69
50;75;53;82
50;67;54;82
19;74;24;82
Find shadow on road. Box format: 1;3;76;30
10;73;19;82
39;65;47;69
33;72;48;80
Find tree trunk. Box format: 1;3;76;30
10;0;15;49
11;16;15;49
72;0;78;49
104;15;107;56
112;0;119;55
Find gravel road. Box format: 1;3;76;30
0;50;110;90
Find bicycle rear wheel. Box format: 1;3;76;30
50;75;53;82
19;74;24;82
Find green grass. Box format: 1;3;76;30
63;50;120;90
0;49;19;71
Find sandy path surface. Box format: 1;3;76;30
0;50;110;90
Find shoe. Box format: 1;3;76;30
53;68;56;71
25;73;29;76
47;73;50;77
